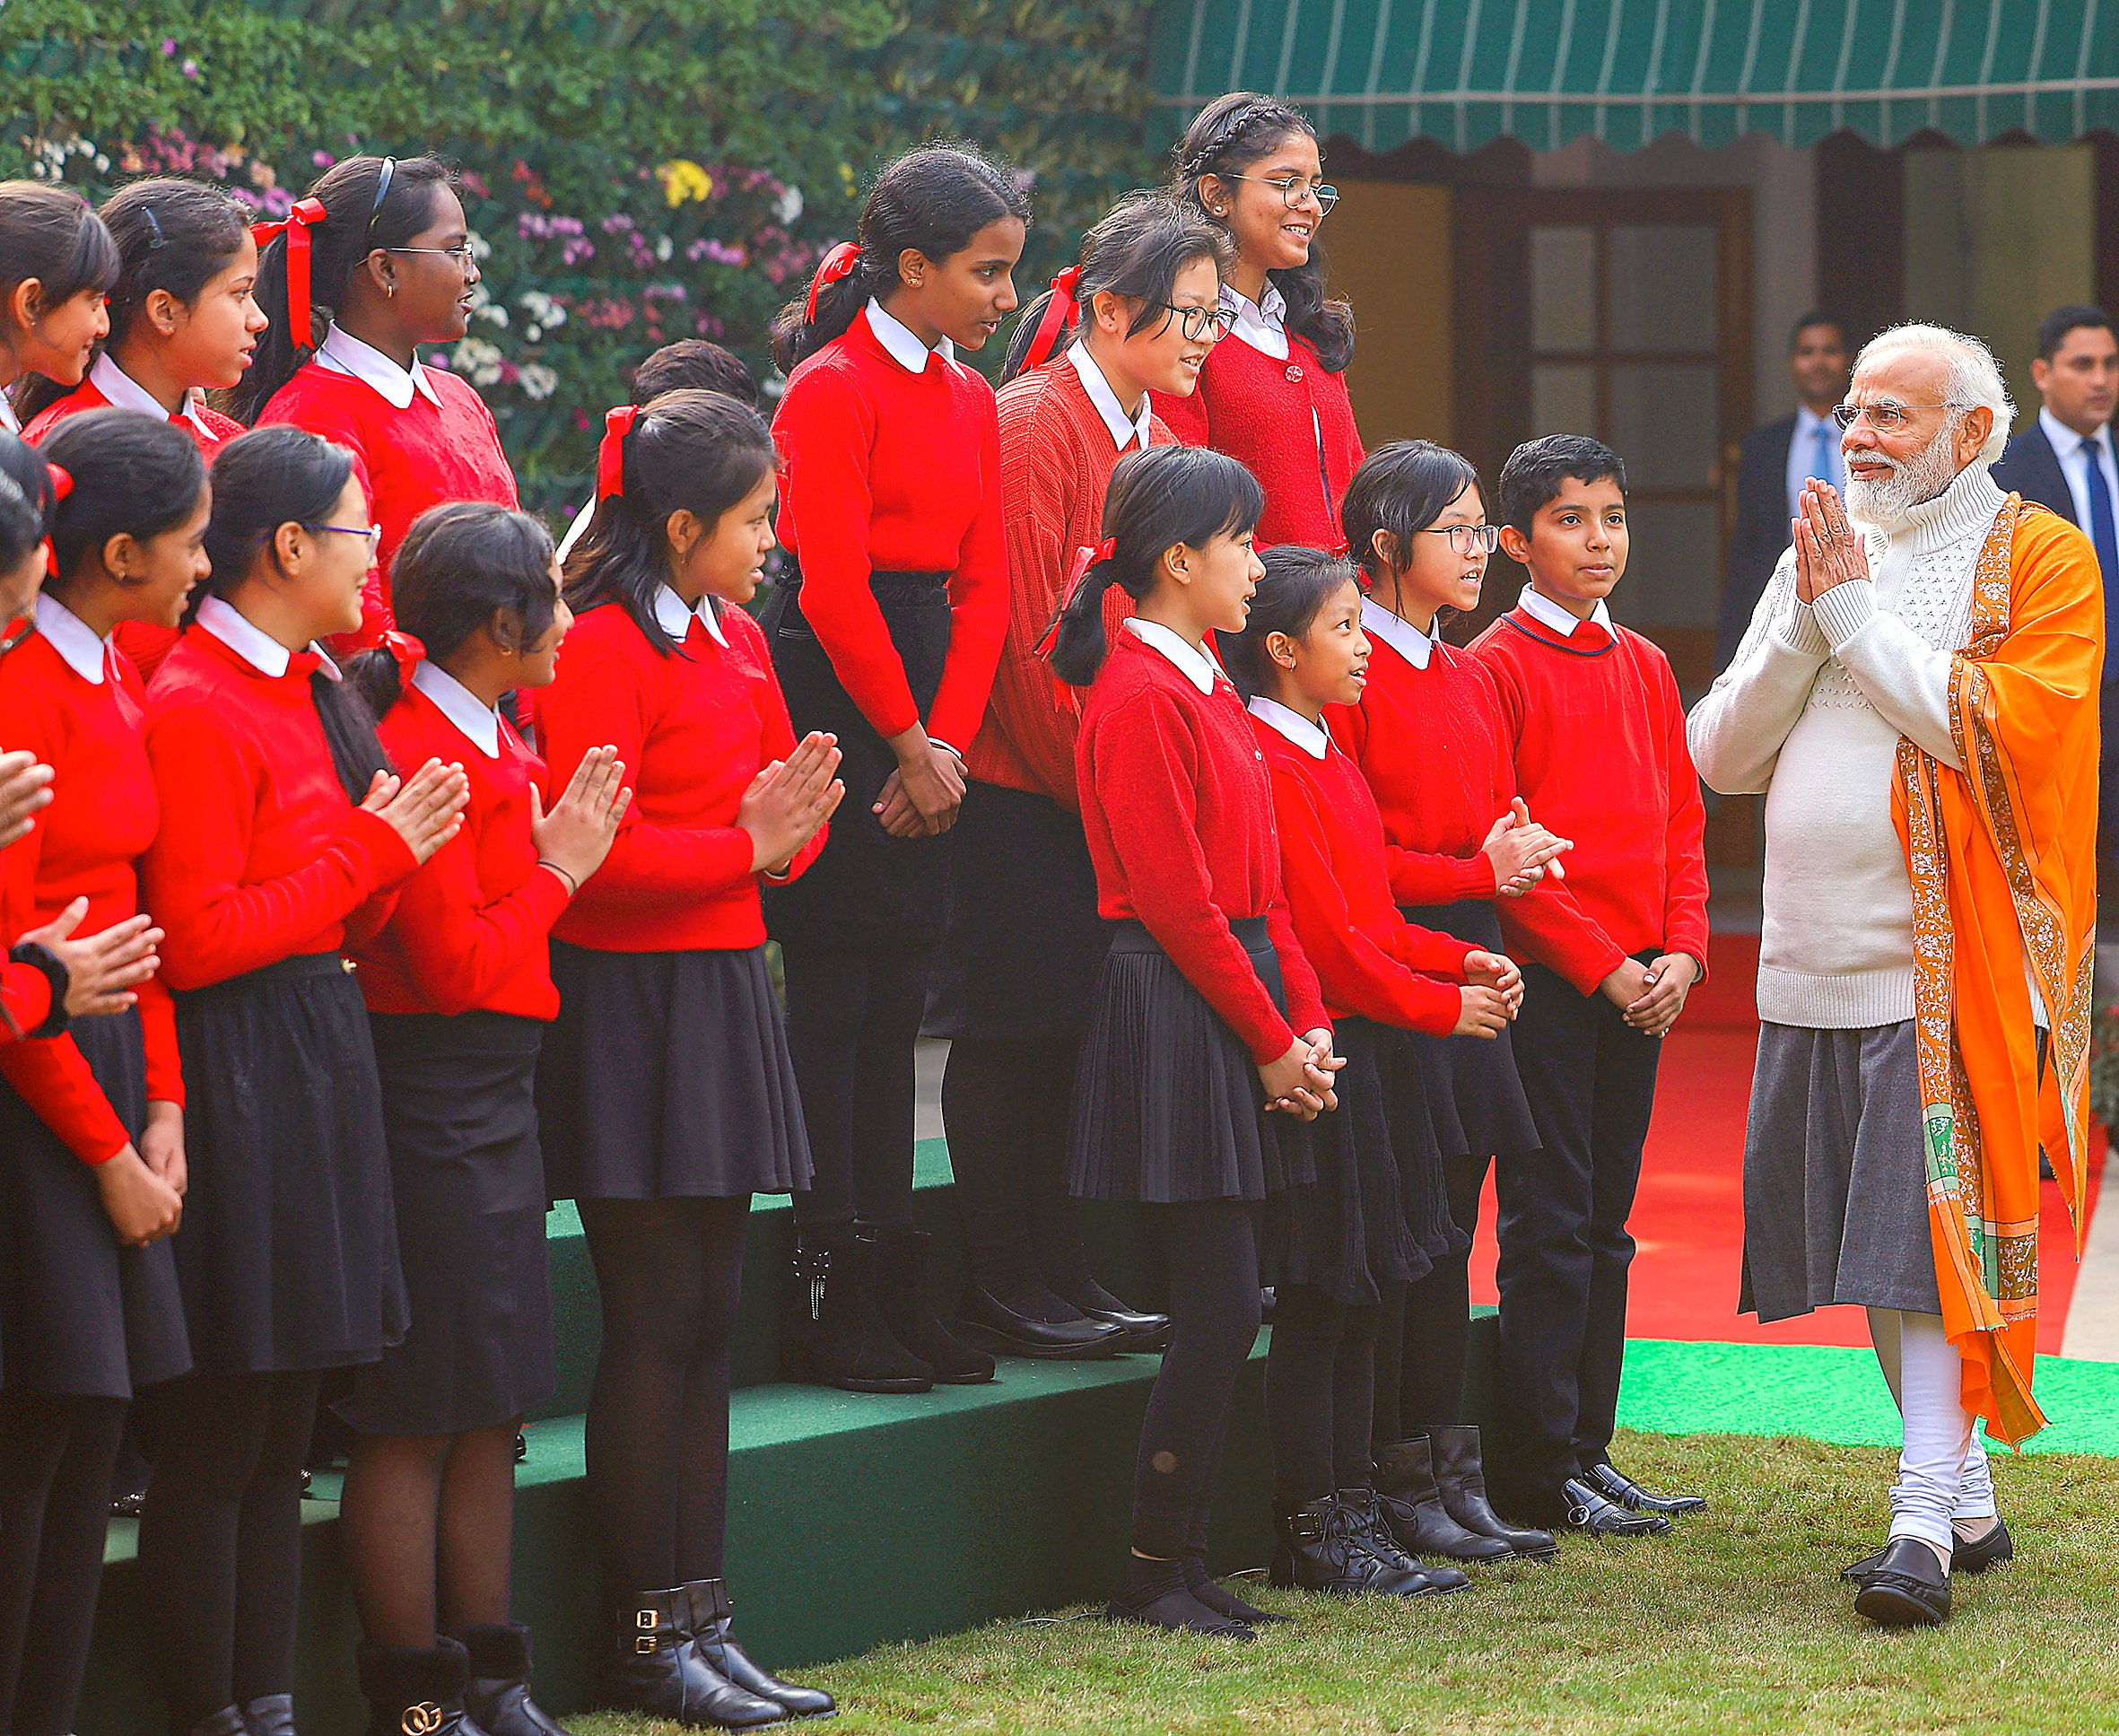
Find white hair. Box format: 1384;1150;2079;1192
1853;321;2015;464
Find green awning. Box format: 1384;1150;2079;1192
1148;0;2119;154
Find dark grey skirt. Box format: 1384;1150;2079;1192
1400;900;1541;1163
1740;1019;1941;1320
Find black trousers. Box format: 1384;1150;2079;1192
1489;960;1661;1500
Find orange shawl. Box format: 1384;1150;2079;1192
1890;494;2101;1446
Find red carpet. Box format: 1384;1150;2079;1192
1469;931;2106;1351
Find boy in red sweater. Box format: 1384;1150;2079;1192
1469;434;1709;1531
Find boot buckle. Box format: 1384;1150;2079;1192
633;1606;658;1653
401;1704;444;1736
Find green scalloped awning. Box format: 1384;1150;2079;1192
1148;0;2119;154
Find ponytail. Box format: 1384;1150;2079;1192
41;408;207;595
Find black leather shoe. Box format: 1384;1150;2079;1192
955;1284;1127;1360
1182;1552;1292;1624
1583;1459;1705;1515
241;1695;297;1736
1061;1279;1172;1350
1269;1493;1440;1596
1426;1426;1557;1559
1853;1538;1952;1627
1373;1437;1514;1563
1843;1517;2011;1585
1558;1476;1672;1536
1108;1557;1255;1639
188;1709;250;1736
683;1581;835;1720
871;1225;995;1385
602;1588;785;1727
451;1621;571;1735
1340;1488;1470;1594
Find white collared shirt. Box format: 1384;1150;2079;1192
35;593;109;684
1065;343;1154;452
1359;596;1433;670
412;659;501;759
1220;281;1290;362
2040;406;2118;534
0;393;20;435
316;324;444;411
91;353;212;438
1124;616;1218;695
865;298;955;375
1516;583;1615;640
196;594;341;680
1247;694;1329;759
652;583;729;649
1785;404;1844;522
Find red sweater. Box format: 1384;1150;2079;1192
257;360;519;650
142;628;420;990
25;378;243;682
1;958;52;1043
0;628;179;1163
969;356;1170;807
1325;631;1621;994
771;310;1007;750
530;599;824;953
1251;711;1474;1035
1469;606;1710;984
1075;629;1326;1062
353;683;570;1018
1152;328;1364;550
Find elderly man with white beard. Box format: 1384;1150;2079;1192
1690;323;2100;1628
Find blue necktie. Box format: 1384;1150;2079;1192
1814;418;1842;494
2084;438;2118;681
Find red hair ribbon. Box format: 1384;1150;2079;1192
597;405;640;502
804;242;862;322
379;629;425;684
251;196;329;347
1325;535;1350;558
46;465;72;503
1023;266;1083;372
1032;537;1118;660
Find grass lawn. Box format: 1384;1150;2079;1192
572;1429;2119;1736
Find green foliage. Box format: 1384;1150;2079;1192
1;0;1162;518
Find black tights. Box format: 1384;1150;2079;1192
137;1368;321;1728
941;1034;1095;1311
0;1391;126;1736
1131;1202;1260;1560
340;1422;519;1650
1373;1150;1486;1444
780;947;924;1231
1264;1288;1379;1505
580;1197;748;1592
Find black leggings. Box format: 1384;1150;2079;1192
580;1196;748;1592
137;1368;321;1728
0;1391;126;1736
1264;1288;1379;1505
1131;1201;1260;1560
1373;1150;1485;1443
780;948;924;1231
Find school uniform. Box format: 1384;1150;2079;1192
1469;588;1708;1505
257;326;519;650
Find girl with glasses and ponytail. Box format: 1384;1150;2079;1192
237;155;517;650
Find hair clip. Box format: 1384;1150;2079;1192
805;242;862;322
143;206;166;249
597;405;641;501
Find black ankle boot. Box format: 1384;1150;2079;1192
870;1224;994;1385
1427;1425;1557;1559
682;1580;836;1720
1268;1494;1433;1596
187;1709;250;1736
241;1696;297;1736
1106;1555;1255;1639
355;1637;483;1736
1373;1436;1514;1563
782;1227;932;1393
1339;1487;1470;1594
603;1589;784;1729
450;1621;570;1736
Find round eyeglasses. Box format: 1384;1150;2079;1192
1154;303;1234;343
1417;524;1500;556
1225;174;1339;215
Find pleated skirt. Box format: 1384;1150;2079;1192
1400;900;1542;1163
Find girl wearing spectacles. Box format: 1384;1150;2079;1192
239;155;518;653
1158;92;1365;550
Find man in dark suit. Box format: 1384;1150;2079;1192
1714;312;1853;672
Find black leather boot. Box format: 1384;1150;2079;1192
1338;1487;1470;1594
355;1637;484;1736
870;1224;994;1384
451;1621;571;1736
602;1589;784;1728
241;1695;297;1736
1268;1494;1434;1596
782;1227;931;1393
187;1709;250;1736
682;1580;836;1720
1426;1425;1557;1559
1373;1437;1515;1563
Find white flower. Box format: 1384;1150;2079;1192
526;324;543;343
94;154;109;172
519;363;558;401
467;230;492;261
452;336;506;388
656;235;672;262
776;185;804;224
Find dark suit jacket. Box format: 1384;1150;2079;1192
1715;414;1795;673
1991;421;2078;525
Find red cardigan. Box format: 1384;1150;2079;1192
770;310;1007;751
0;628;179;1163
142;628;419;990
353;682;571;1019
1075;629;1327;1063
1469;606;1710;985
1152;327;1364;549
530;598;824;954
1251;711;1474;1035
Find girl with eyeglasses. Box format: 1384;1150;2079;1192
238;154;518;651
0;182;118;436
135;424;470;1736
1157;93;1365;549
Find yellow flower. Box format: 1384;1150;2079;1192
657;160;714;207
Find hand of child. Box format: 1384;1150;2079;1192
1296;1027;1344;1113
1463;948;1522;1010
739;734;844;874
20;902;161;1018
0;748;54;848
95;1144;183;1246
1453;985;1511;1039
1598;956;1652;1017
1259;1036;1328;1121
1482;798;1571;896
531;746;632;890
1624;952;1701;1038
141;1100;187;1198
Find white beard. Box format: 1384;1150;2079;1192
1842;422;1967;532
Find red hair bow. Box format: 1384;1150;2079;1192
597;405;640;502
1022;266;1083;372
804;242;862;322
252;197;329;350
1031;537;1118;659
379;628;425;679
45;464;72;503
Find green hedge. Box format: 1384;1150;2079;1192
2;0;1163;519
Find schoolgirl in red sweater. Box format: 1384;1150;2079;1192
23;179;266;679
1150;95;1364;547
0;410;205;1736
534;389;839;1727
762;145;1025;1393
135;425;469;1736
1049;442;1339;1639
932;194;1229;1365
0;182;117;435
236;154;518;650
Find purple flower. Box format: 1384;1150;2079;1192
181;59;199;79
313;151;336;168
161;38;177;55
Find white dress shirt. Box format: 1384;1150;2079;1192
196;594;341;680
2039;406;2117;531
1359;596;1434;670
1247;694;1330;758
865;299;955;373
652;583;729;648
316;324;444;410
1124;616;1219;694
1515;583;1614;639
1220;281;1290;362
412;659;501;759
90;353;214;438
1066;343;1154;451
1784;404;1844;523
35;593;109;683
0;392;20;435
